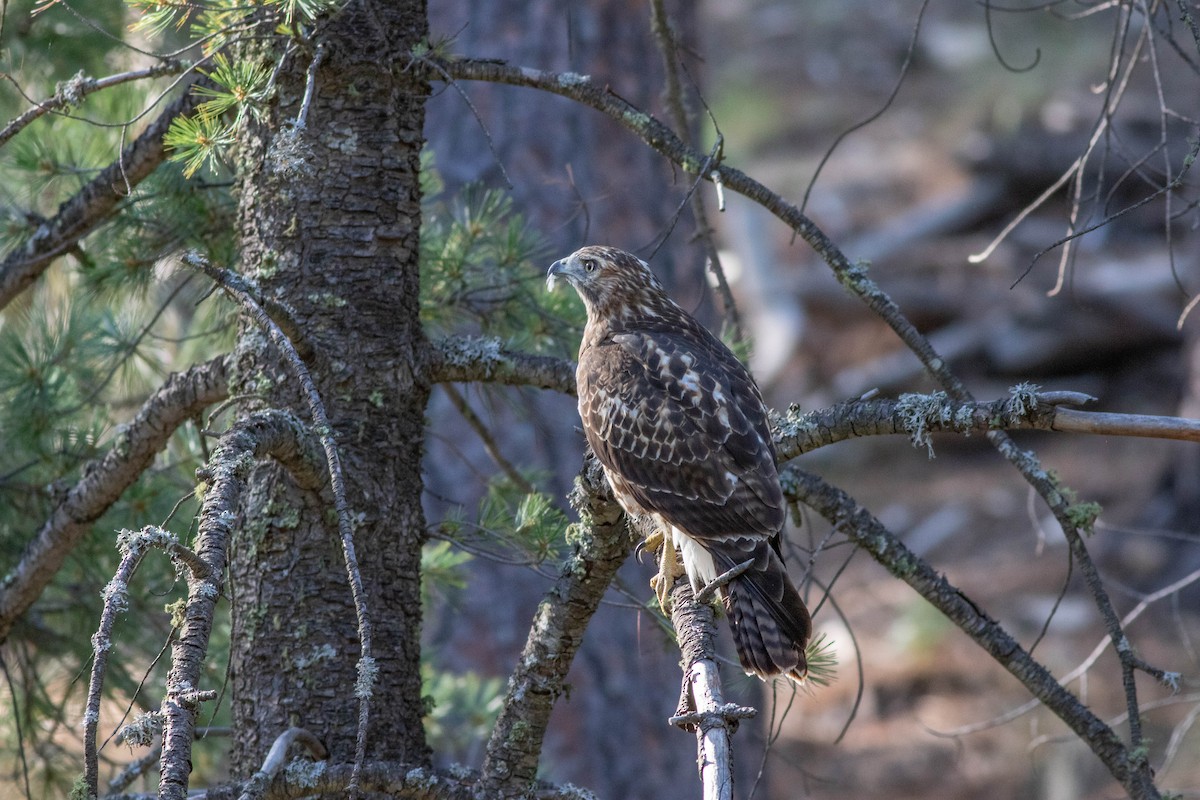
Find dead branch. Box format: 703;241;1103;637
781;466;1161;800
159;410;324;800
84;526;211;798
667;579;756;800
0;61;188;149
185;253;375;794
237;727;329;800
775;386;1200;461
0;355;229;645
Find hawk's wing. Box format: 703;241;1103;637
577;325;784;542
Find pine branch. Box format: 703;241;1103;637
0;83;201;311
477;455;632;799
0;355;230;645
427;335;576;395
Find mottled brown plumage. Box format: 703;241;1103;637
547;245;812;683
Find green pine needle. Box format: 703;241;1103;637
802;632;838;690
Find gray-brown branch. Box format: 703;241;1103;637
774;388;1200;461
159;410;324;800
427;336;576;395
426;62;1162;793
0;355;229;645
781;466;1156;800
476;456;632;799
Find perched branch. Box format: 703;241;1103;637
780;466;1160;800
427;336;576;395
160;410;324;800
477;455;633;799
667;580;757;800
0;84;201;311
430;57;1166;798
0;355;229;645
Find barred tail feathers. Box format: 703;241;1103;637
720;540;812;683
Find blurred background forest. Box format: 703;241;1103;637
0;0;1197;798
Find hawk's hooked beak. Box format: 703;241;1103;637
546;258;570;291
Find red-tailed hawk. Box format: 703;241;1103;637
548;245;812;683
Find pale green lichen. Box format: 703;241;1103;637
355;655;378;699
1006;382;1042;416
895;391;952;457
120;711;162;748
284;758;325;787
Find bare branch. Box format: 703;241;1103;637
0;355;229;645
0;82;200;311
647;0;743;345
237;727;329;800
84;526;212;798
159;409;324;800
774;387;1200;461
441;383;537;495
0;61;188;149
667;580;756;800
781;466;1160;800
184;253;375;795
477;455;633;798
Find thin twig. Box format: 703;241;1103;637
184;253;374;794
441;383;537;494
648;0;743;345
0;61;187;149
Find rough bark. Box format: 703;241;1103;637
226;0;432;775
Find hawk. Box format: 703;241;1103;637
548;245;812;683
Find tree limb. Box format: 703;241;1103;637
476;455;632;799
0;83;200;311
0;61;188;149
429;58;1165;797
774;387;1200;461
426;336;576;395
160;410;325;800
0;355;229;645
667;580;756;800
780;466;1158;800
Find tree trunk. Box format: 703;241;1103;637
227;0;431;775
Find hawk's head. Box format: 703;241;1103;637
547;245;667;319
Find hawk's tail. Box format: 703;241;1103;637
720;541;812;684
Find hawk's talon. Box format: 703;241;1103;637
649;530;685;612
635;528;665;562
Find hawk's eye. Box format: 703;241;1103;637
582;258;597;273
